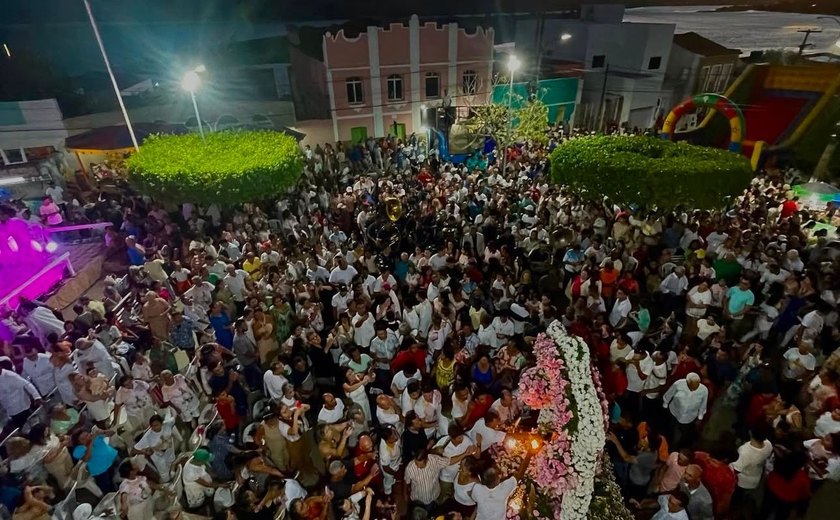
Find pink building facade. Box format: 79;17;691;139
323;15;494;142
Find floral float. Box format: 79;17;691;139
503;320;624;520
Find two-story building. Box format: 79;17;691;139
665;32;741;105
515;3;675;131
321;15;494;143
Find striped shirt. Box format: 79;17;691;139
404;454;449;505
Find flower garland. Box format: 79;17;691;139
516;321;607;520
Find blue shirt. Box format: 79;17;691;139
726;287;755;315
73;435;118;476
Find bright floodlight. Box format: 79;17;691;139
182;70;201;93
507;54;521;72
45;241;58;253
31;240;43;253
560;33;572;41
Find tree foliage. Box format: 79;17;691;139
550;136;752;210
463;92;550;146
126;130;304;206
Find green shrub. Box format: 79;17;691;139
549;136;752;210
126;130;304;205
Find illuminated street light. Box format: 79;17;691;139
182;67;206;141
507;54;521;73
560;33;573;41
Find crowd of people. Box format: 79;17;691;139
0;126;839;520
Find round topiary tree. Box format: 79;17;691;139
126;130;305;205
550;135;752;210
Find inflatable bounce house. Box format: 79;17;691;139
660;62;840;172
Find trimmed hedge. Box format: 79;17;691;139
549;136;752;210
126;130;304;205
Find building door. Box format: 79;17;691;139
389;122;406;141
350;126;368;144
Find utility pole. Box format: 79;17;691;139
535;13;545;84
798;28;822;55
597;63;610;132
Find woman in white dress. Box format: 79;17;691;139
132;414;178;482
342;367;372;423
378;426;402;496
160;370;201;426
114;376;155;433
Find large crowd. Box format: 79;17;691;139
1;126;839;520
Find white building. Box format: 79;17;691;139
515;4;675;130
0;99;69;199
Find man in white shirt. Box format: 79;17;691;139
625;348;654;398
184;276;215;309
21;348;55;396
490;389;521;426
0;357;41;427
472;461;530;520
468;411;508;452
434;424;475;501
659;266;688;297
328;256;358;286
412;290;433;339
263;361;288;401
223;265;250;313
662;373;708;448
609;288;632;327
372;268;398;294
730;428;773;495
74;336;116;381
317;393;346;424
782;340;817;382
490;313;515;351
330;284;354;318
685;281;712;320
306;259;330;283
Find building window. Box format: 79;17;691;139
591;55;605;68
716;63;733;93
346;77;363;104
462;70;477;94
648;56;662;70
706;64;721;93
1;148;26;166
698;66;711;92
425;72;440;98
386;74;403;101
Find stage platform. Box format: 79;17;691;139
0;241;107;311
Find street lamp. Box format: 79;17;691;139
182;67;205;141
560;33;573;41
501;54;521;174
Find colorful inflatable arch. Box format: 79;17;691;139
660;93;745;153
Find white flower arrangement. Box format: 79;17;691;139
545;320;606;520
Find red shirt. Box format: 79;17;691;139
417;170;433;184
781;200;798;219
767;469;811;503
463;394;494;430
391;348;427;375
604;365;628;398
745;393;775;431
693;451;737;515
216;398;239;430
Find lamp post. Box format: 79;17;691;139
501;54;521;175
82;0;138;151
182;67;206;141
